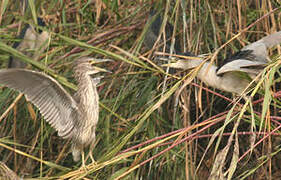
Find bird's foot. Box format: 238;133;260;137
89;153;98;166
80;161;89;172
79;151;89;172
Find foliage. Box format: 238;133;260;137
0;0;281;179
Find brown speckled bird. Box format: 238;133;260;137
0;57;110;167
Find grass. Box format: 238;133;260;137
0;0;281;179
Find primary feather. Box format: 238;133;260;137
0;57;109;166
0;69;77;138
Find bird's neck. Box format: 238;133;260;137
76;74;99;124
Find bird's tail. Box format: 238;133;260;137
71;145;81;162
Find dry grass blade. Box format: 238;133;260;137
0;0;9;25
1;0;281;179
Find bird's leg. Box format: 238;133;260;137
81;150;88;170
242;95;252;103
89;153;96;164
89;143;97;165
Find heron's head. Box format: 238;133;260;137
74;57;111;76
161;53;204;70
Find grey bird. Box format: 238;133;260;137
216;31;281;79
0;57;110;167
164;31;281;95
143;11;281;95
143;10;181;54
8;17;49;68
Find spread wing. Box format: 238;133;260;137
0;69;78;138
217;31;281;76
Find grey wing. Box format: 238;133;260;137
216;59;266;76
32;31;49;60
144;10;181;53
217;31;281;76
8;27;37;68
241;31;281;62
8;19;49;68
0;69;78;138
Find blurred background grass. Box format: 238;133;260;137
0;0;281;179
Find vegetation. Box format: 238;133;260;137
0;0;281;179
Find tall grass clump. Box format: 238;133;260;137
0;0;281;179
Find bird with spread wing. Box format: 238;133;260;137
0;57;111;168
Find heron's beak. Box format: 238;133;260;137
161;60;185;68
89;58;113;73
161;54;206;70
157;57;184;68
93;66;112;73
90;58;113;64
160;54;201;67
162;63;172;67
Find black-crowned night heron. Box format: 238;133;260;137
216;31;281;77
144;11;281;95
8;17;49;68
165;31;281;95
144;10;181;54
0;57;110;167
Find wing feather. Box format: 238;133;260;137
217;31;281;75
0;69;78;139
